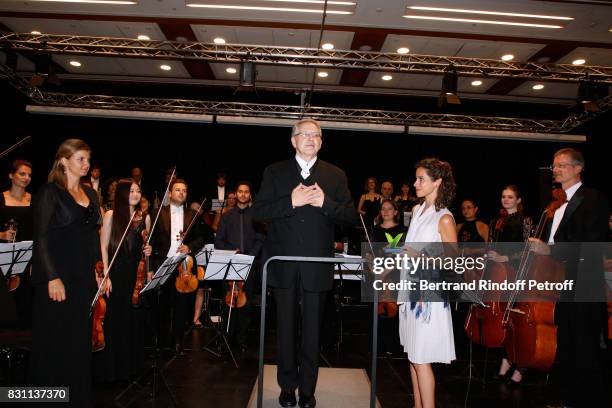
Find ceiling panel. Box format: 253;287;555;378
556;47;612;66
51;55;190;78
382;34;545;61
191;25;353;49
509;81;578;99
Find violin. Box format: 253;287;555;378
92;260;107;352
377;302;398;318
132;226;149;307
225;281;247;308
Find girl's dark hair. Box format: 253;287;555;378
109;179;139;254
415;158;456;211
375;198;400;225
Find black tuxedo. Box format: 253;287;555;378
150;205;204;345
253;158;357;396
547;184;609;407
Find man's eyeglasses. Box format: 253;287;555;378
550;162;576;170
294;131;321;139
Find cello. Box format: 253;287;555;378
502;188;566;371
464;210;516;348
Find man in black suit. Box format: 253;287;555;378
531;148;609;408
253;118;357;408
150;178;204;353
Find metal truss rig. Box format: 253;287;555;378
1;63;607;133
1;32;612;83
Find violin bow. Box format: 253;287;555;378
177;197;207;248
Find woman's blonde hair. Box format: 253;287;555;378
48;139;91;189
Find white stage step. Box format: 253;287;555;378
248;365;381;408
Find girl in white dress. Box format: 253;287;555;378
398;158;458;408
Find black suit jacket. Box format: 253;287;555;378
150;205;204;267
252;158;357;291
548;185;609;301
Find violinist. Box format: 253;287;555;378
529;148;609;408
487;185;533;386
29;139;107;407
95;179;152;382
150;178;204;354
214;181;265;351
1;160;33;329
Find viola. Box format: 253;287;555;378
92;260;107;352
224;281;247;308
174;198;206;294
377;302;398;318
176;254;199;294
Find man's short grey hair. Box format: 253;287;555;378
291;118;322;137
554;148;585;168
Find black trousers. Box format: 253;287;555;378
274;283;326;396
555;302;605;407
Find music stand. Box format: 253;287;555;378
333;253;364;348
0;241;33;280
211;199;225;212
202;249;254;368
113;254;185;408
192;244;215;328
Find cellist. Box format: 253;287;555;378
529;148;609;408
487;185;533;386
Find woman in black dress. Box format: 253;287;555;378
457;199;489;243
29;139;107;407
488;185;533;386
96;179;151;382
357;177;381;234
371;199;407;356
0;160;33;329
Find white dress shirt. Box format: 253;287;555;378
217;185;225;201
167;203;184;257
91;177;99;192
548;181;582;244
295;154;317;180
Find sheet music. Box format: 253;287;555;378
205;250;254;281
0;241;33;276
140;253;186;293
211;199;225;211
194;243;215;267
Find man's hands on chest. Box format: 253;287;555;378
291;182;325;208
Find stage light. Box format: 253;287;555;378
397;47;410;54
439;69;461;106
532;84;544;90
226;67;237;74
572;58;586;65
317;71;329;78
137;34;150;41
239;60;256;88
471;80;482;86
321;43;334;50
501;54;514;61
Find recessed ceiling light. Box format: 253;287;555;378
31;31;41;35
160;64;172;71
532;84;544;90
137;34;150;41
501;54;514;61
317;71;329;78
402;15;563;29
382;75;393;81
186;3;354;15
408;6;573;20
69;60;82;67
471;80;483;86
28;0;137;4
397;47;410;54
321;43;334;50
572;58;586;65
226;67;237;74
213;37;226;45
